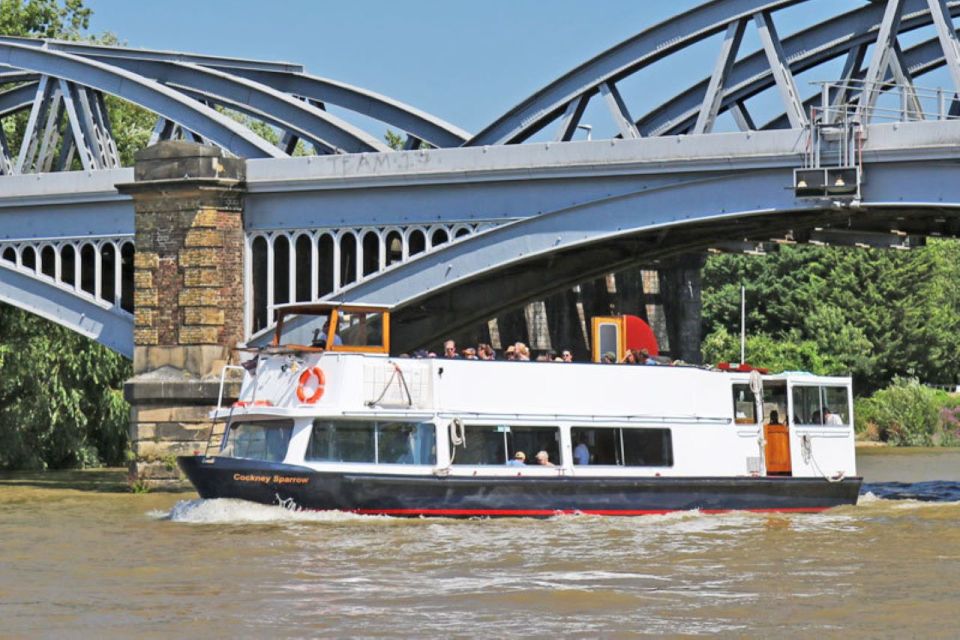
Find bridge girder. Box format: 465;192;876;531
302;120;960;352
0;263;133;358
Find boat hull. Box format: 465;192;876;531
178;456;862;517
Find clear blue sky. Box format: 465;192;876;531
82;1;937;138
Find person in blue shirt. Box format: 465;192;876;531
312;319;342;348
507;451;526;466
573;436;590;465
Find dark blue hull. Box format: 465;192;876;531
178;455;862;517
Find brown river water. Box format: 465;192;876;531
1;448;958;638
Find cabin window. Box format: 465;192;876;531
223;420;294;462
277;312;334;347
822;386;850;424
336;311;385;349
571;427;673;467
792;385;850;425
450;424;560;465
306;420;436;464
732;384;757;423
763;385;788;425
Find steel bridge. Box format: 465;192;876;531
4;0;960;357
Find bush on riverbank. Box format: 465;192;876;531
855;378;960;447
0;306;131;469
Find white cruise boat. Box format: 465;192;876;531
178;303;861;517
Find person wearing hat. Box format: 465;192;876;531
507;451;526;466
602;351;617;364
504;345;517;360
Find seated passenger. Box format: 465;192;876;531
507;451;526;466
824;407;844;425
311;320;342;348
639;348;659;365
561;349;574;363
535;450;555;467
602;351;616;364
621;350;638;364
573;437;590;465
443;340;459;359
515;342;531;361
477;343;495;360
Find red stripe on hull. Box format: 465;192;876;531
351;506;830;517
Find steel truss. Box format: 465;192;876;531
0;36;469;174
469;0;960;145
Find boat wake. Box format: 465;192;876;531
150;498;387;525
860;481;960;503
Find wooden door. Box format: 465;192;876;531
764;423;792;475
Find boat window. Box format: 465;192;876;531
306;420;436;464
792;386;823;424
377;422;437;464
732;384;757;424
450;424;560;465
277;312;333;348
336;311;385;349
762;385;788;425
571;427;673;467
223;420;294;462
792;385;850;425
822;386;850;424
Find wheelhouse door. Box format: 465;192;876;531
762;383;791;476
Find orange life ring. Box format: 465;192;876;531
296;366;326;403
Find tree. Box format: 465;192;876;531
701;240;960;393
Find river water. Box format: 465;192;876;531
1;449;958;638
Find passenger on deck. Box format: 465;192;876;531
477;343;495;360
811;410;823;425
535;451;555;467
573;437;590;465
825;408;844;425
769;410;781;425
515;343;531;361
462;347;478;360
507;451;526;466
621;350;638;364
602;351;616;364
561;349;573;363
504;345;517;360
639;348;659;365
443;340;459;359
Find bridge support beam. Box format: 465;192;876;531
119;141;246;487
659;253;706;365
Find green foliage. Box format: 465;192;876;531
0;306;131;469
702;241;960;392
0;0;90;39
384;129;405;151
854;378;944;446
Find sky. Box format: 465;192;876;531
79;0;946;140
